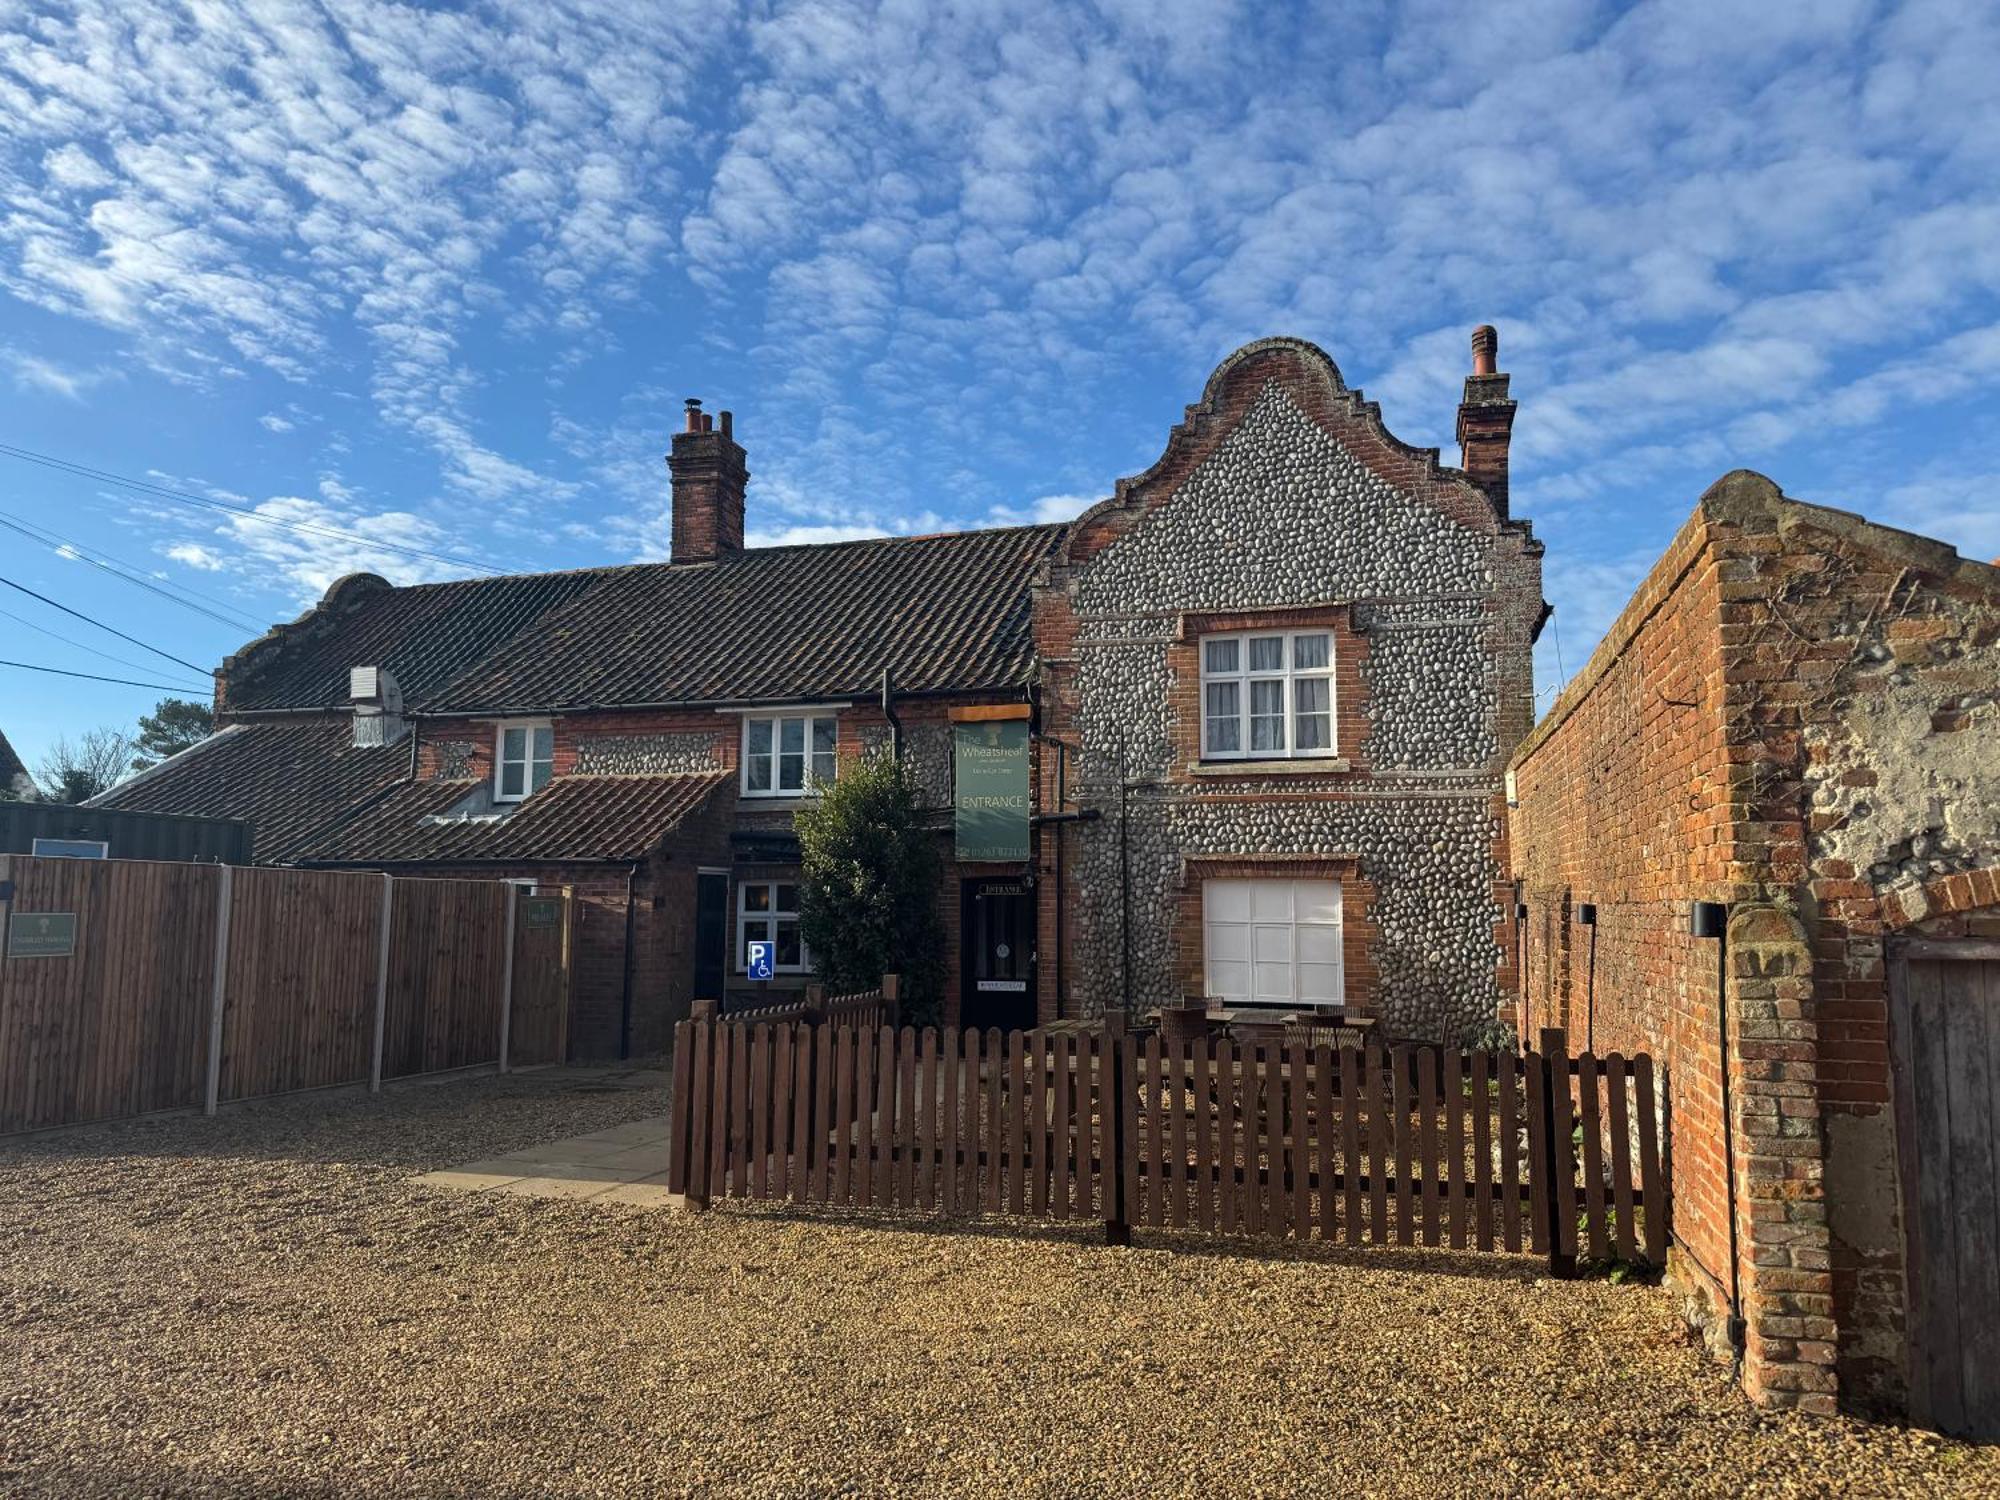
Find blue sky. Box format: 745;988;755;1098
2;0;1997;772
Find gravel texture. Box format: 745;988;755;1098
2;1069;1993;1498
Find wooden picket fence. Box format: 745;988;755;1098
0;854;572;1133
724;975;902;1029
668;1010;1668;1272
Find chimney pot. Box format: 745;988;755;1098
719;409;733;439
684;397;702;433
1471;324;1499;377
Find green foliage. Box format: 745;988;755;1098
1461;1015;1520;1052
131;697;214;772
794;750;946;1024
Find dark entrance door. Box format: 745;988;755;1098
1890;941;2000;1439
694;872;728;1005
961;877;1036;1031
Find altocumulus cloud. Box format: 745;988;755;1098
0;0;1997;682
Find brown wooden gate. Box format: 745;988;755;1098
506;888;573;1067
1890;939;2000;1441
667;1009;1668;1274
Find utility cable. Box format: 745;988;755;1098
0;658;212;695
0;604;208;688
0;508;264;633
0;574;210;676
0;441;495;573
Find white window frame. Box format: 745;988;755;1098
739;712;838;798
736;879;812;974
1202;878;1345;1011
1197;629;1338;761
493;720;554;803
30;837;109;859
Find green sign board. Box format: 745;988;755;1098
954;719;1030;863
8;911;77;959
522;896;562;929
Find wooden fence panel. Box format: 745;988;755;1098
379;878;508;1081
223;867;380;1100
0;856;217;1132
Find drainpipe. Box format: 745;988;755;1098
1580;902;1598;1052
1118;736;1131;1017
1054;737;1066;1015
618;861;641;1061
880;667;901;761
1692;898;1745;1357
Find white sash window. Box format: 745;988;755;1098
1199;631;1336;760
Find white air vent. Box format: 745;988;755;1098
351;666;406;748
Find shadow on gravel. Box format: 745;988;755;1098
698;1197;1555;1285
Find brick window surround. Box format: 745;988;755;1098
1165;604;1371;778
1172;853;1378;1016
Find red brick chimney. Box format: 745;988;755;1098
1457;325;1517;519
668;398;747;563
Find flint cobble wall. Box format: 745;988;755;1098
1036;339;1542;1040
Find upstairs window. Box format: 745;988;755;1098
1199;631;1336;760
738;880;812;972
741;712;837;797
494;721;554;802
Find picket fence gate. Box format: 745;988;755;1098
668;1007;1668;1274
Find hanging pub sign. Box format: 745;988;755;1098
953;716;1030;863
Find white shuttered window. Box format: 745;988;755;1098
1201;878;1344;1010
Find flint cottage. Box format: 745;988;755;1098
100;333;1544;1057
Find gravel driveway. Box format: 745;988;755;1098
1;1069;1990;1498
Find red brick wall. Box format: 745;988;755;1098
1509;505;1737;1323
1511;468;2000;1420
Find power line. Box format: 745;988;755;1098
0;658;211;695
0;440;496;573
0;574;211;676
0;508;265;634
0;605;208;688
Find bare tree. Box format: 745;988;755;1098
37;727;138;804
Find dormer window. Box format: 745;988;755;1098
1199;631;1336;760
494;721;553;802
741;712;837;798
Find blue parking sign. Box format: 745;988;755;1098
747;940;775;980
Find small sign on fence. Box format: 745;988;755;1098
522;896;562;929
8;911;77;958
747;940;775;980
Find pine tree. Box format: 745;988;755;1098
130;697;214;772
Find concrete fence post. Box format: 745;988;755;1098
497;885;518;1075
204;864;234;1116
370;874;392;1093
0;853;14;964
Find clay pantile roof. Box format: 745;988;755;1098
296;771;732;864
226;569;614;712
225;524;1068;715
94;720;411;863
